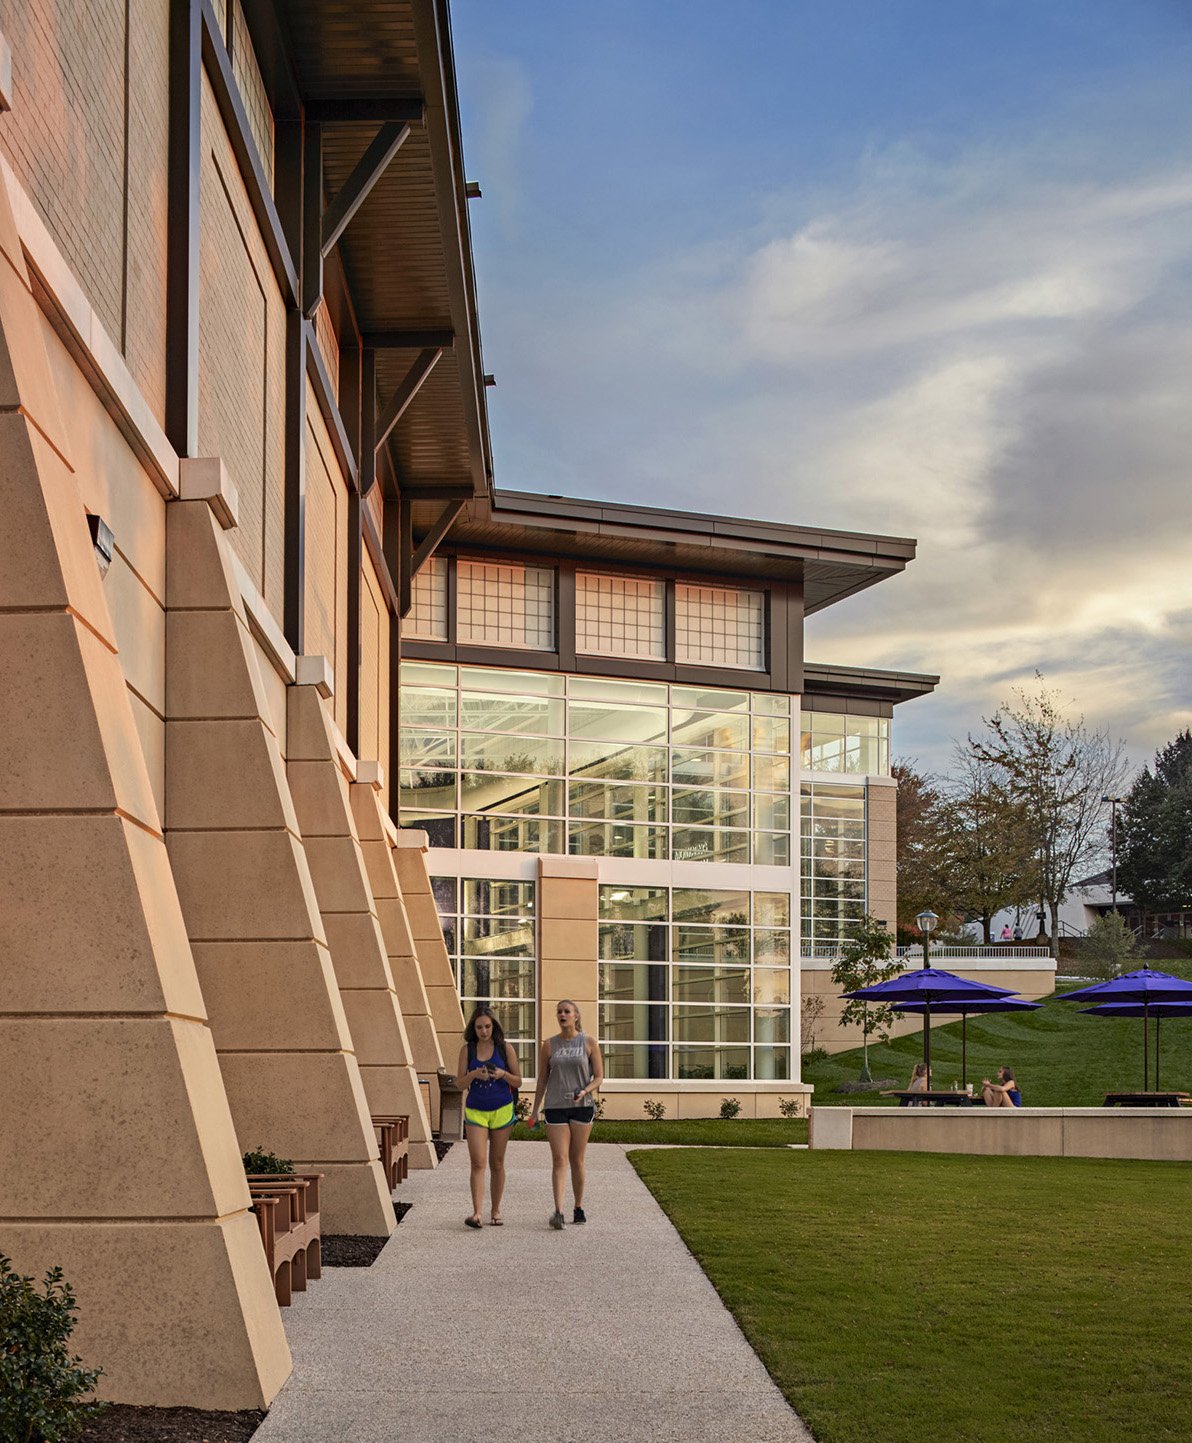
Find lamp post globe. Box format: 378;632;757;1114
915;909;938;970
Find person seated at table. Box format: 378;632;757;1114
896;1061;930;1106
981;1065;1021;1108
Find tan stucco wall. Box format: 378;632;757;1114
600;1086;812;1120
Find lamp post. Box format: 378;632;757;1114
1102;795;1123;914
915;909;939;1092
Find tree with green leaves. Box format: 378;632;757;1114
1079;911;1143;980
1118;731;1192;915
970;680;1128;958
829;913;900;1082
893;760;947;930
939;750;1038;943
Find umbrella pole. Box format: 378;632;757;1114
962;1013;968;1090
1156;1014;1161;1092
924;997;932;1093
1144;999;1150;1092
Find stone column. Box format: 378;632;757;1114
393;832;466;1072
537;857;600;1042
164;501;392;1237
284;691;435;1169
866;775;898;932
0;186;290;1406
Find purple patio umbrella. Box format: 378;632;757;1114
893;997;1041;1089
842;968;1019;1094
1077;998;1192;1091
1061;971;1192;1091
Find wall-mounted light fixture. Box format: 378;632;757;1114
86;513;115;578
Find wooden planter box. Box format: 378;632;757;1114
248;1172;322;1306
371;1115;410;1190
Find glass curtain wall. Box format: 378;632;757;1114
800;711;890;775
430;876;538;1077
599;886;792;1081
400;663;791;864
800;783;866;946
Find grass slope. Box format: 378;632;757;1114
510;1117;808;1146
804;983;1192;1106
633;1148;1192;1443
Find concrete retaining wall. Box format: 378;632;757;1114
809;1106;1192;1161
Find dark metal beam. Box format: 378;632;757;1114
305;97;426;125
301;119;323;317
361;349;377;496
370;348;442;474
199;0;298;307
397;493;414;617
408;501;465;588
362;329;454;350
165;0;201;457
362;507;400;616
400;483;473;502
304;321;359;492
320;122;411;258
239;0;301;118
283;309;306;654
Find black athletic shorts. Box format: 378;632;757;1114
544;1105;596;1126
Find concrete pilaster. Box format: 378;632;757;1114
393;831;466;1074
164;500;392;1238
0;178;291;1406
536;857;600;1040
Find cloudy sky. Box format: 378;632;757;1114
452;0;1192;774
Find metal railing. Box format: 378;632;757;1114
801;943;1052;964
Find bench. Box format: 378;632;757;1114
372;1115;410;1190
248;1172;322;1306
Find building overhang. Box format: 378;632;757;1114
802;662;939;706
413;489;918;611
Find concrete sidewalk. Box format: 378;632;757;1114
254;1141;813;1443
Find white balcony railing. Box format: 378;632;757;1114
801;943;1052;964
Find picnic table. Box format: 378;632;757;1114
1103;1092;1186;1108
891;1090;975;1107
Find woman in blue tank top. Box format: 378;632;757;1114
455;1006;522;1228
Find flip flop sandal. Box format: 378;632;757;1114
464;1217;483;1229
490;1216;504;1226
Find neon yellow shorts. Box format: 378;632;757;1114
464;1102;515;1131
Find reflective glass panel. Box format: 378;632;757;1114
671;827;750;863
463;879;535;915
752;929;791;963
599;923;669;963
399;813;456;847
460;733;564;775
754;832;790;866
672;924;750;963
460;667;565;697
671;788;750;828
753;892;791;928
752;755;790;791
461;957;536;997
753;794;790;831
752;693;790;715
460;917;535;956
753;1045;791;1080
460;693;564;736
461;815;563;853
399;730;456;768
602;1043;668;1080
673;1045;751;1080
672;890;749;925
751;968;791;1005
568;740;668;783
399;770;457;811
599;886;668;921
671;686;749;712
401;662;456;688
672;966;751;1004
568;676;668;705
401;687;457;729
672;1006;751;1044
671;748;750;789
753;1007;791;1044
569;781;667;823
568;821;666;859
598;1002;668;1044
751;715;791;753
567;702;668;745
670;710;749;751
460;774;564;817
598;962;669;1000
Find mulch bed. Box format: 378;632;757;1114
323;1201;411;1267
434;1139;454;1162
78;1405;264;1443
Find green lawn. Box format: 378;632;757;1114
633;1147;1192;1443
803;982;1192;1106
510;1116;808;1146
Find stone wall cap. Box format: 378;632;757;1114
394;829;429;851
178;457;239;530
537;857;599;880
295;654;334;699
355;759;384;790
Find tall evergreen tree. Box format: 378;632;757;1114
1119;731;1192;913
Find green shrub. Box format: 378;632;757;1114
514;1096;531;1123
242;1145;293;1175
719;1097;742;1120
1079;913;1143;979
643;1099;667;1121
777;1097;802;1119
0;1255;104;1443
801;1046;829;1068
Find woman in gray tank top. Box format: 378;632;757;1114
530;999;605;1230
